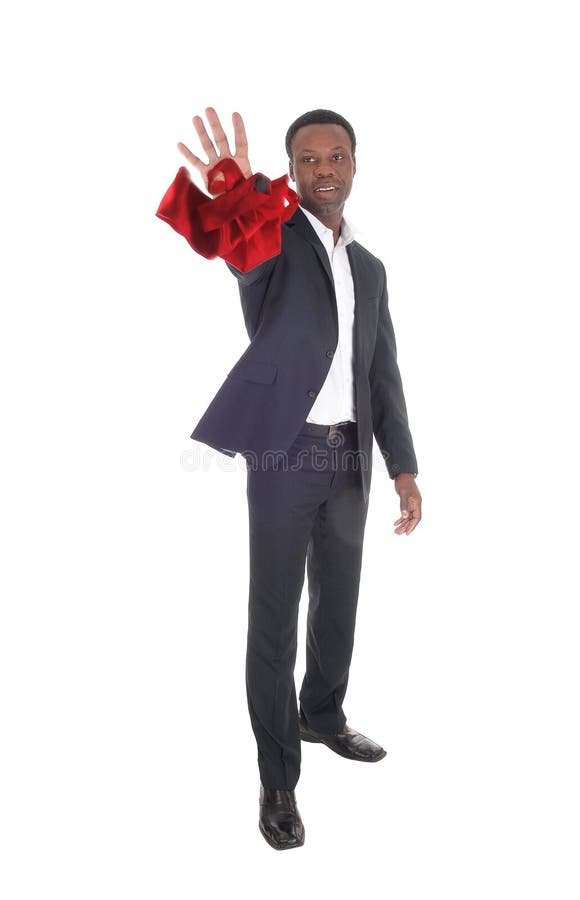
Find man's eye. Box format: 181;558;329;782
333;154;344;160
304;157;315;163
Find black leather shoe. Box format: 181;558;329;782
299;711;387;762
259;784;305;850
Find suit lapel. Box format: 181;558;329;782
286;208;374;366
346;242;365;370
286;207;371;296
286;207;334;288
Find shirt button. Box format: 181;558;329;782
308;390;317;398
326;349;334;358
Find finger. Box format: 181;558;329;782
394;510;421;535
232;111;249;158
394;493;421;523
204;106;232;158
405;517;420;534
394;517;414;535
177;141;206;171
395;497;413;525
394;517;411;534
394;501;416;528
192;114;219;162
404;513;420;534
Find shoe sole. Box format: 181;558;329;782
259;819;305;850
300;729;387;762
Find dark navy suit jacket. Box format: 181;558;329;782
190;206;418;503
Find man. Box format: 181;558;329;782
157;107;422;851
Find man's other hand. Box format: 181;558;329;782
393;474;422;535
177;107;252;195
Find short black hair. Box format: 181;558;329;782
285;109;356;159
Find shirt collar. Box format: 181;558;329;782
299;204;357;247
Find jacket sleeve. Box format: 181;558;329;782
224;256;278;337
368;261;418;479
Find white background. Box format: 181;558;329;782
1;0;579;896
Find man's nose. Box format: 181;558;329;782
315;162;336;178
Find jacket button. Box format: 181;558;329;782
326;349;334;358
308;390;317;398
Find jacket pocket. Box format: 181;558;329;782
227;359;278;384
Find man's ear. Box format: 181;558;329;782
353;155;356;176
289;159;295;182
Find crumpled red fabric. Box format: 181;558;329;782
156;158;299;272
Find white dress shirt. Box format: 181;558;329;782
299;205;357;425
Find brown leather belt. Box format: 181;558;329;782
299;420;357;438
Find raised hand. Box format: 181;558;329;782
177;107;252;195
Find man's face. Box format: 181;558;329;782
288;123;356;220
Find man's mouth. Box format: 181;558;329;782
314;185;338;193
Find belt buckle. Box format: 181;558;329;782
329;420;350;436
327;423;347;445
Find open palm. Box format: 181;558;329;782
177;106;252;195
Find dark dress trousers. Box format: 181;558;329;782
190;207;418;789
